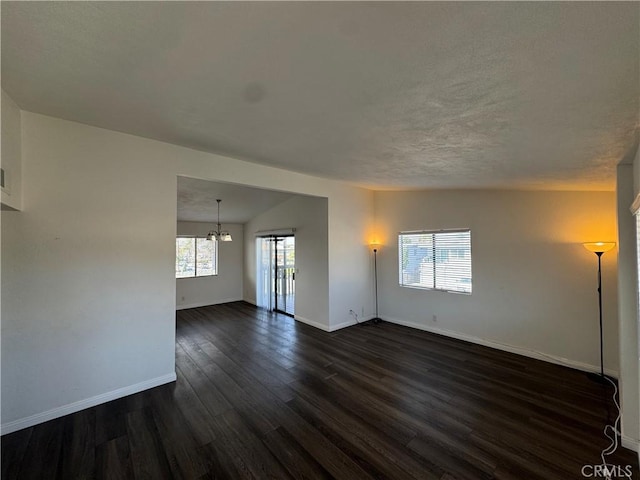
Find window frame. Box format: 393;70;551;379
398;228;472;295
175;235;218;279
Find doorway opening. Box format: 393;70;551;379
257;235;295;316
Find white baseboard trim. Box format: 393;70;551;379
293;316;374;332
329;319;357;332
381;316;619;378
176;297;243;311
294;315;331;332
1;372;177;436
329;316;374;332
622;436;640;452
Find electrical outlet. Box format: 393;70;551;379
181;296;185;302
432;314;437;323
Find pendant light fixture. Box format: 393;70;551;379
207;199;233;242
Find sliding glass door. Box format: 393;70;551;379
257;235;295;316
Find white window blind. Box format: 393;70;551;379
398;229;472;294
176;237;218;278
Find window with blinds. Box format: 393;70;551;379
398;229;472;294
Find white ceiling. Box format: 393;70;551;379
2;2;638;191
177;177;295;223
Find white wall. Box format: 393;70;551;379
327;186;376;330
622;147;640;458
617;162;639;450
1;112;373;432
1;89;22;211
176;222;243;310
635;147;640;457
2;113;178;433
635;146;640;196
244;196;330;329
374;189;619;374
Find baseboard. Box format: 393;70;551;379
293;316;375;332
622;435;640;452
294;315;331;332
329;319;357;332
329;316;374;332
176;297;243;311
1;372;177;436
381;316;619;378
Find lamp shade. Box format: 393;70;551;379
583;242;616;253
369;241;381;251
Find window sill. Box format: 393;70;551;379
176;274;219;279
399;284;472;295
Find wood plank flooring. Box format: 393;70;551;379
2;301;638;479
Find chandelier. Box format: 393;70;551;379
207;199;232;242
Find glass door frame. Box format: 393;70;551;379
257;234;295;317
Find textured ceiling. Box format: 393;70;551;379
2;2;638;190
177;177;294;223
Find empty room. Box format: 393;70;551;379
2;2;640;479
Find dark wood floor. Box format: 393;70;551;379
2;302;638;479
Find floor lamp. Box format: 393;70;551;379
370;242;382;324
583;242;616;384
